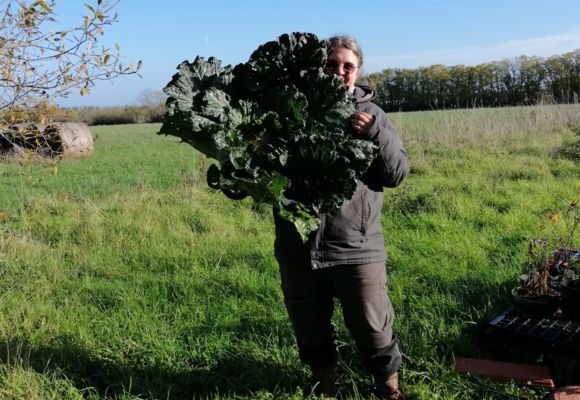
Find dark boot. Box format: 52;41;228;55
374;372;403;399
311;364;338;398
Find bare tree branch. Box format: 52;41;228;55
0;0;140;113
0;0;140;157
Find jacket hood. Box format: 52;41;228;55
353;85;375;104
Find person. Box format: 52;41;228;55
273;35;410;399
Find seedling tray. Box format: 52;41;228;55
488;307;580;356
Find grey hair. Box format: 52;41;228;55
328;35;364;68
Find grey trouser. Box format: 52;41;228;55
278;258;402;377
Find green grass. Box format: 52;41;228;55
0;104;579;399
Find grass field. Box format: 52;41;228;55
0;104;579;399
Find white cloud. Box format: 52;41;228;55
366;30;580;72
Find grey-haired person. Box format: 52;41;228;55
273;35;409;399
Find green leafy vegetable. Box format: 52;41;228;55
159;32;377;240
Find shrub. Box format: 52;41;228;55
60;105;165;125
555;126;580;161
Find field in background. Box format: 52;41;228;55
0;104;579;399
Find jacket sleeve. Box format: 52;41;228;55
361;106;409;188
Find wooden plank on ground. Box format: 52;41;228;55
454;357;555;388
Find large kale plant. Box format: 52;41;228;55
159;32;377;240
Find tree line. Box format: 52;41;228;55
365;49;580;112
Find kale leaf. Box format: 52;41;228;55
159;32;377;240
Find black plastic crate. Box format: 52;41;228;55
488;307;580;356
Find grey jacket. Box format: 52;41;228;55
274;85;409;269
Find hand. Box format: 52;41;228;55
350;112;375;136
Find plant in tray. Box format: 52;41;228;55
512;199;579;318
554;205;580;320
512;238;561;317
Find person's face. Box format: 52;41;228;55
325;47;360;89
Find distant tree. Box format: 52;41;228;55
518;56;546;104
137;88;166;108
421;64;450;109
137;88;166;123
491;60;512;106
545;56;566;102
448;65;469;108
366;49;580;112
557;50;580;103
367;68;393;110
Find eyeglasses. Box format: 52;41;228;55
325;60;358;75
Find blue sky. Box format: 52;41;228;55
54;0;580;108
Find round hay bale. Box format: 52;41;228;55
50;122;94;158
0;122;93;159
